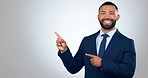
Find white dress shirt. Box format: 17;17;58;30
96;28;117;55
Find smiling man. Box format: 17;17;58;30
55;1;136;78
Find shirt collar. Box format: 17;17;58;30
99;28;117;38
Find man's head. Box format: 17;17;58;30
98;2;120;30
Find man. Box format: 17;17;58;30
55;1;136;78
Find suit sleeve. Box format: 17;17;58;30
58;38;85;74
101;39;136;78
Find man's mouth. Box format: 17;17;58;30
104;20;111;24
103;20;112;25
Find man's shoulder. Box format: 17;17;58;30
117;30;134;42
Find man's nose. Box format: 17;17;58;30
104;13;110;18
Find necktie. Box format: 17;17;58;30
98;34;109;58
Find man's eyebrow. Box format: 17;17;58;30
109;11;115;12
100;11;106;13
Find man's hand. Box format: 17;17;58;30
85;53;102;67
55;32;67;52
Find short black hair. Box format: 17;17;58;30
99;1;118;11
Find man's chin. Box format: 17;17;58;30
102;27;112;30
99;20;116;30
101;25;111;29
101;25;115;30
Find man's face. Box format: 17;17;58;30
98;5;120;30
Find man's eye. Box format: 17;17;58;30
100;13;105;15
110;12;115;15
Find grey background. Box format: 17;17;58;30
0;0;147;78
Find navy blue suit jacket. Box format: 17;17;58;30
58;30;136;78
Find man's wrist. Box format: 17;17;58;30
60;47;68;53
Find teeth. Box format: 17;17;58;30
104;20;111;24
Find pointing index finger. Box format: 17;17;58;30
85;53;96;58
55;32;62;39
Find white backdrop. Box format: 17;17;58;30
0;0;147;78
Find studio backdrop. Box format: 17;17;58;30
0;0;147;78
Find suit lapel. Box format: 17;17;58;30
90;31;100;56
104;30;122;57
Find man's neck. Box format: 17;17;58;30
101;27;116;34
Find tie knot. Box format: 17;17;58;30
101;34;109;38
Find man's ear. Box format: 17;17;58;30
116;14;120;21
97;14;100;20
